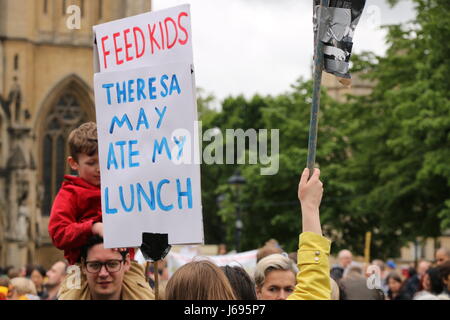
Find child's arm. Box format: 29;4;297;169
48;189;100;250
287;168;331;300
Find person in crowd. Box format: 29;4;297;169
166;168;331;301
0;277;10;300
435;247;450;266
29;265;48;299
385;259;397;273
165;259;236;300
286;168;331;300
72;235;154;300
221;265;257;300
48;122;151;300
371;259;389;295
403;260;431;298
413;267;445;300
254;253;297;300
6;267;21;279
438;260;450;299
405;265;417;280
337;250;353;271
45;260;68;300
330;278;340;300
386;272;411;300
256;241;284;262
339;266;384;300
148;259;169;290
7;277;39;300
288;252;298;265
218;244;227;255
330;265;344;282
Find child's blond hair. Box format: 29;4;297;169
68;122;98;161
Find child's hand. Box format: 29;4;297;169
91;222;104;237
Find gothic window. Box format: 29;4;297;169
41;93;89;216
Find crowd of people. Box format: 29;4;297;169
329;247;450;300
0;261;68;300
2;246;449;300
1;122;449;301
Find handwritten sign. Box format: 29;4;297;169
94;62;203;248
93;4;193;73
93;4;203;249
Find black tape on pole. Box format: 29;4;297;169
140;233;171;262
313;0;366;82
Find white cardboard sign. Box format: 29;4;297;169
93;4;203;248
93;4;193;73
94;62;203;248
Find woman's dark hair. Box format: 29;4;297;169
407;267;417;278
386;272;412;300
330;266;344;281
439;260;450;282
426;267;444;295
386;272;402;284
220;265;257;300
28;265;46;278
80;235;128;262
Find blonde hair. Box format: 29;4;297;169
10;277;37;296
254;254;297;289
68;122;98;161
165;260;236;300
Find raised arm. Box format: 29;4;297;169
287;168;331;300
299;168;323;235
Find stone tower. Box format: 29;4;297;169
0;0;152;269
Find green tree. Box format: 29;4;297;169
324;0;450;258
197;0;449;259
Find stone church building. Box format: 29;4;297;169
0;0;151;269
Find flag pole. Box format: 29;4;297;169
154;260;159;300
307;0;329;178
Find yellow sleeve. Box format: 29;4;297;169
287;232;331;300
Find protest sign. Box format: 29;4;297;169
93;4;203;249
93;4;193;73
94;62;203;248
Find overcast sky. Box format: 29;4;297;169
153;0;416;102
